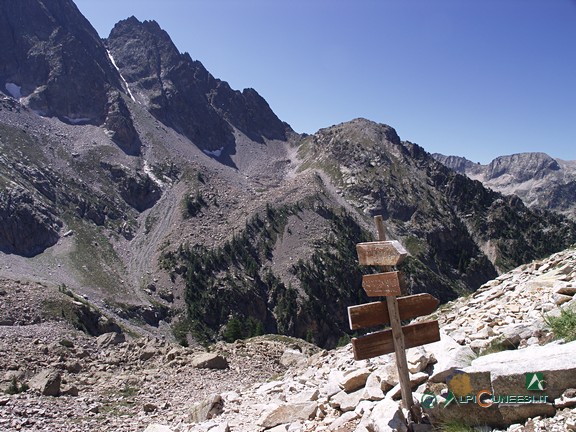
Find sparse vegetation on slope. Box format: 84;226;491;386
162;199;381;348
545;306;576;342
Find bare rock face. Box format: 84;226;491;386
433;152;576;218
106;17;289;154
0;187;61;257
485;152;560;183
188;394;224;423
0;0;124;123
104;91;140;155
190;353;229;370
28;369;61;397
99;162;161;212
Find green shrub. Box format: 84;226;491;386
478;336;516;357
545;306;576;342
6;378;28;395
59;339;74;348
434;421;476;432
183;192;207;218
337;334;351;347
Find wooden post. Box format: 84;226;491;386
374;216;415;414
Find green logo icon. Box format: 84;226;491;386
526;373;545;391
421;392;438;409
444;390;457;408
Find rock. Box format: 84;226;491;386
470;338;490;351
189;394;224;423
143;403;159;412
498;323;541;345
339;368;371;393
143;425;174;432
386;384;402;401
328;411;359;430
406;346;435;373
371;362;400;389
28;369;61;397
0;188;61;257
321;370;344;398
0;0;124;123
280;348;307;368
61;385;79;397
553;293;573;305
266;425;289;432
291;388;320;403
366;398;407;432
140;346;157;361
355;400;376;416
65;361;82;374
330;389;363;412
257;380;283;395
467;340;576;400
554;388;576;409
96;332;126;348
104;91;140;155
87;404;101;414
208;424;230;432
361;372;385;401
258;402;318;428
191;353;229;369
428;333;475;383
448;341;576;426
165;348;181;362
409;372;429;387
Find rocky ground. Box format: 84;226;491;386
2;247;576;431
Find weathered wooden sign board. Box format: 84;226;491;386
361;271;405;296
356;240;408;266
348;216;441;416
348;293;439;330
351;320;440;361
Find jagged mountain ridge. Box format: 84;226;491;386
106;17;290;159
433;152;576;218
0;0;125;122
1;0;576;348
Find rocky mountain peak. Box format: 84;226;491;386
485;152;560;182
310;118;404;168
107;16;289;155
433;152;576;218
431;153;478;174
0;0;125;123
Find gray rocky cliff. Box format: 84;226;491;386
0;187;61;257
433;152;576;218
0;0;124;123
106;17;290;155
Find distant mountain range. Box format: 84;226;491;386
433;152;576;219
1;0;575;348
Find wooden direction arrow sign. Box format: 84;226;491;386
351;320;440;361
356;240;408;266
362;271;405;297
348;293;440;330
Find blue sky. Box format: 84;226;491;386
74;0;576;164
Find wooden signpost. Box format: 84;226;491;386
348;215;441;417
